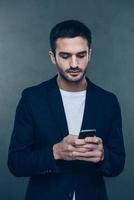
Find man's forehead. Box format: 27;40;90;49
55;37;89;53
56;37;88;46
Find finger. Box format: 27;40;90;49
96;143;104;151
80;143;98;149
74;147;89;153
66;145;75;152
82;143;103;150
64;144;90;154
72;150;102;158
74;139;86;146
79;143;103;152
84;136;102;144
64;135;78;145
63;150;76;160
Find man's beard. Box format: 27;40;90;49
58;66;87;83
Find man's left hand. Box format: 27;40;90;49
72;136;104;163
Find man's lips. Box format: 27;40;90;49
67;70;81;73
68;71;80;75
67;71;81;77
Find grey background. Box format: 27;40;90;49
0;0;134;199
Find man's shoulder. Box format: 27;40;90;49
89;80;118;104
91;81;114;96
21;76;56;98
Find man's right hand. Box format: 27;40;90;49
53;135;78;160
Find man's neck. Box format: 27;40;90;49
57;76;87;92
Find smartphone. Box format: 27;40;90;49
78;129;96;139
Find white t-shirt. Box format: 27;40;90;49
60;89;86;200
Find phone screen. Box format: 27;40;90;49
78;129;96;139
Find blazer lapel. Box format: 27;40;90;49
46;76;69;138
81;78;98;131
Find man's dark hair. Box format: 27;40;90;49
50;20;92;54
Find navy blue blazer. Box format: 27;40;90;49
8;76;125;200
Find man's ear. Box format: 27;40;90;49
88;48;92;61
49;51;56;64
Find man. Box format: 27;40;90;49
8;20;125;200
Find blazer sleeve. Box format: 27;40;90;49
8;91;63;177
97;95;125;177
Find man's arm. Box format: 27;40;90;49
96;95;126;177
8;92;62;177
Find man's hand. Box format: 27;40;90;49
53;134;86;160
53;135;104;163
73;136;104;163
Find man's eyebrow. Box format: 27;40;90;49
59;51;87;55
59;52;71;55
76;50;87;55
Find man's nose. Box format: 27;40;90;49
70;55;78;68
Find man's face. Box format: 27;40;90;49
49;36;91;83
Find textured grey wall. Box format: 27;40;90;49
0;0;134;199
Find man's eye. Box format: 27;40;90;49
77;54;86;58
60;55;70;59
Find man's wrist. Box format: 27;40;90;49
53;144;61;160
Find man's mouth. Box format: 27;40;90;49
68;70;81;73
68;71;81;76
